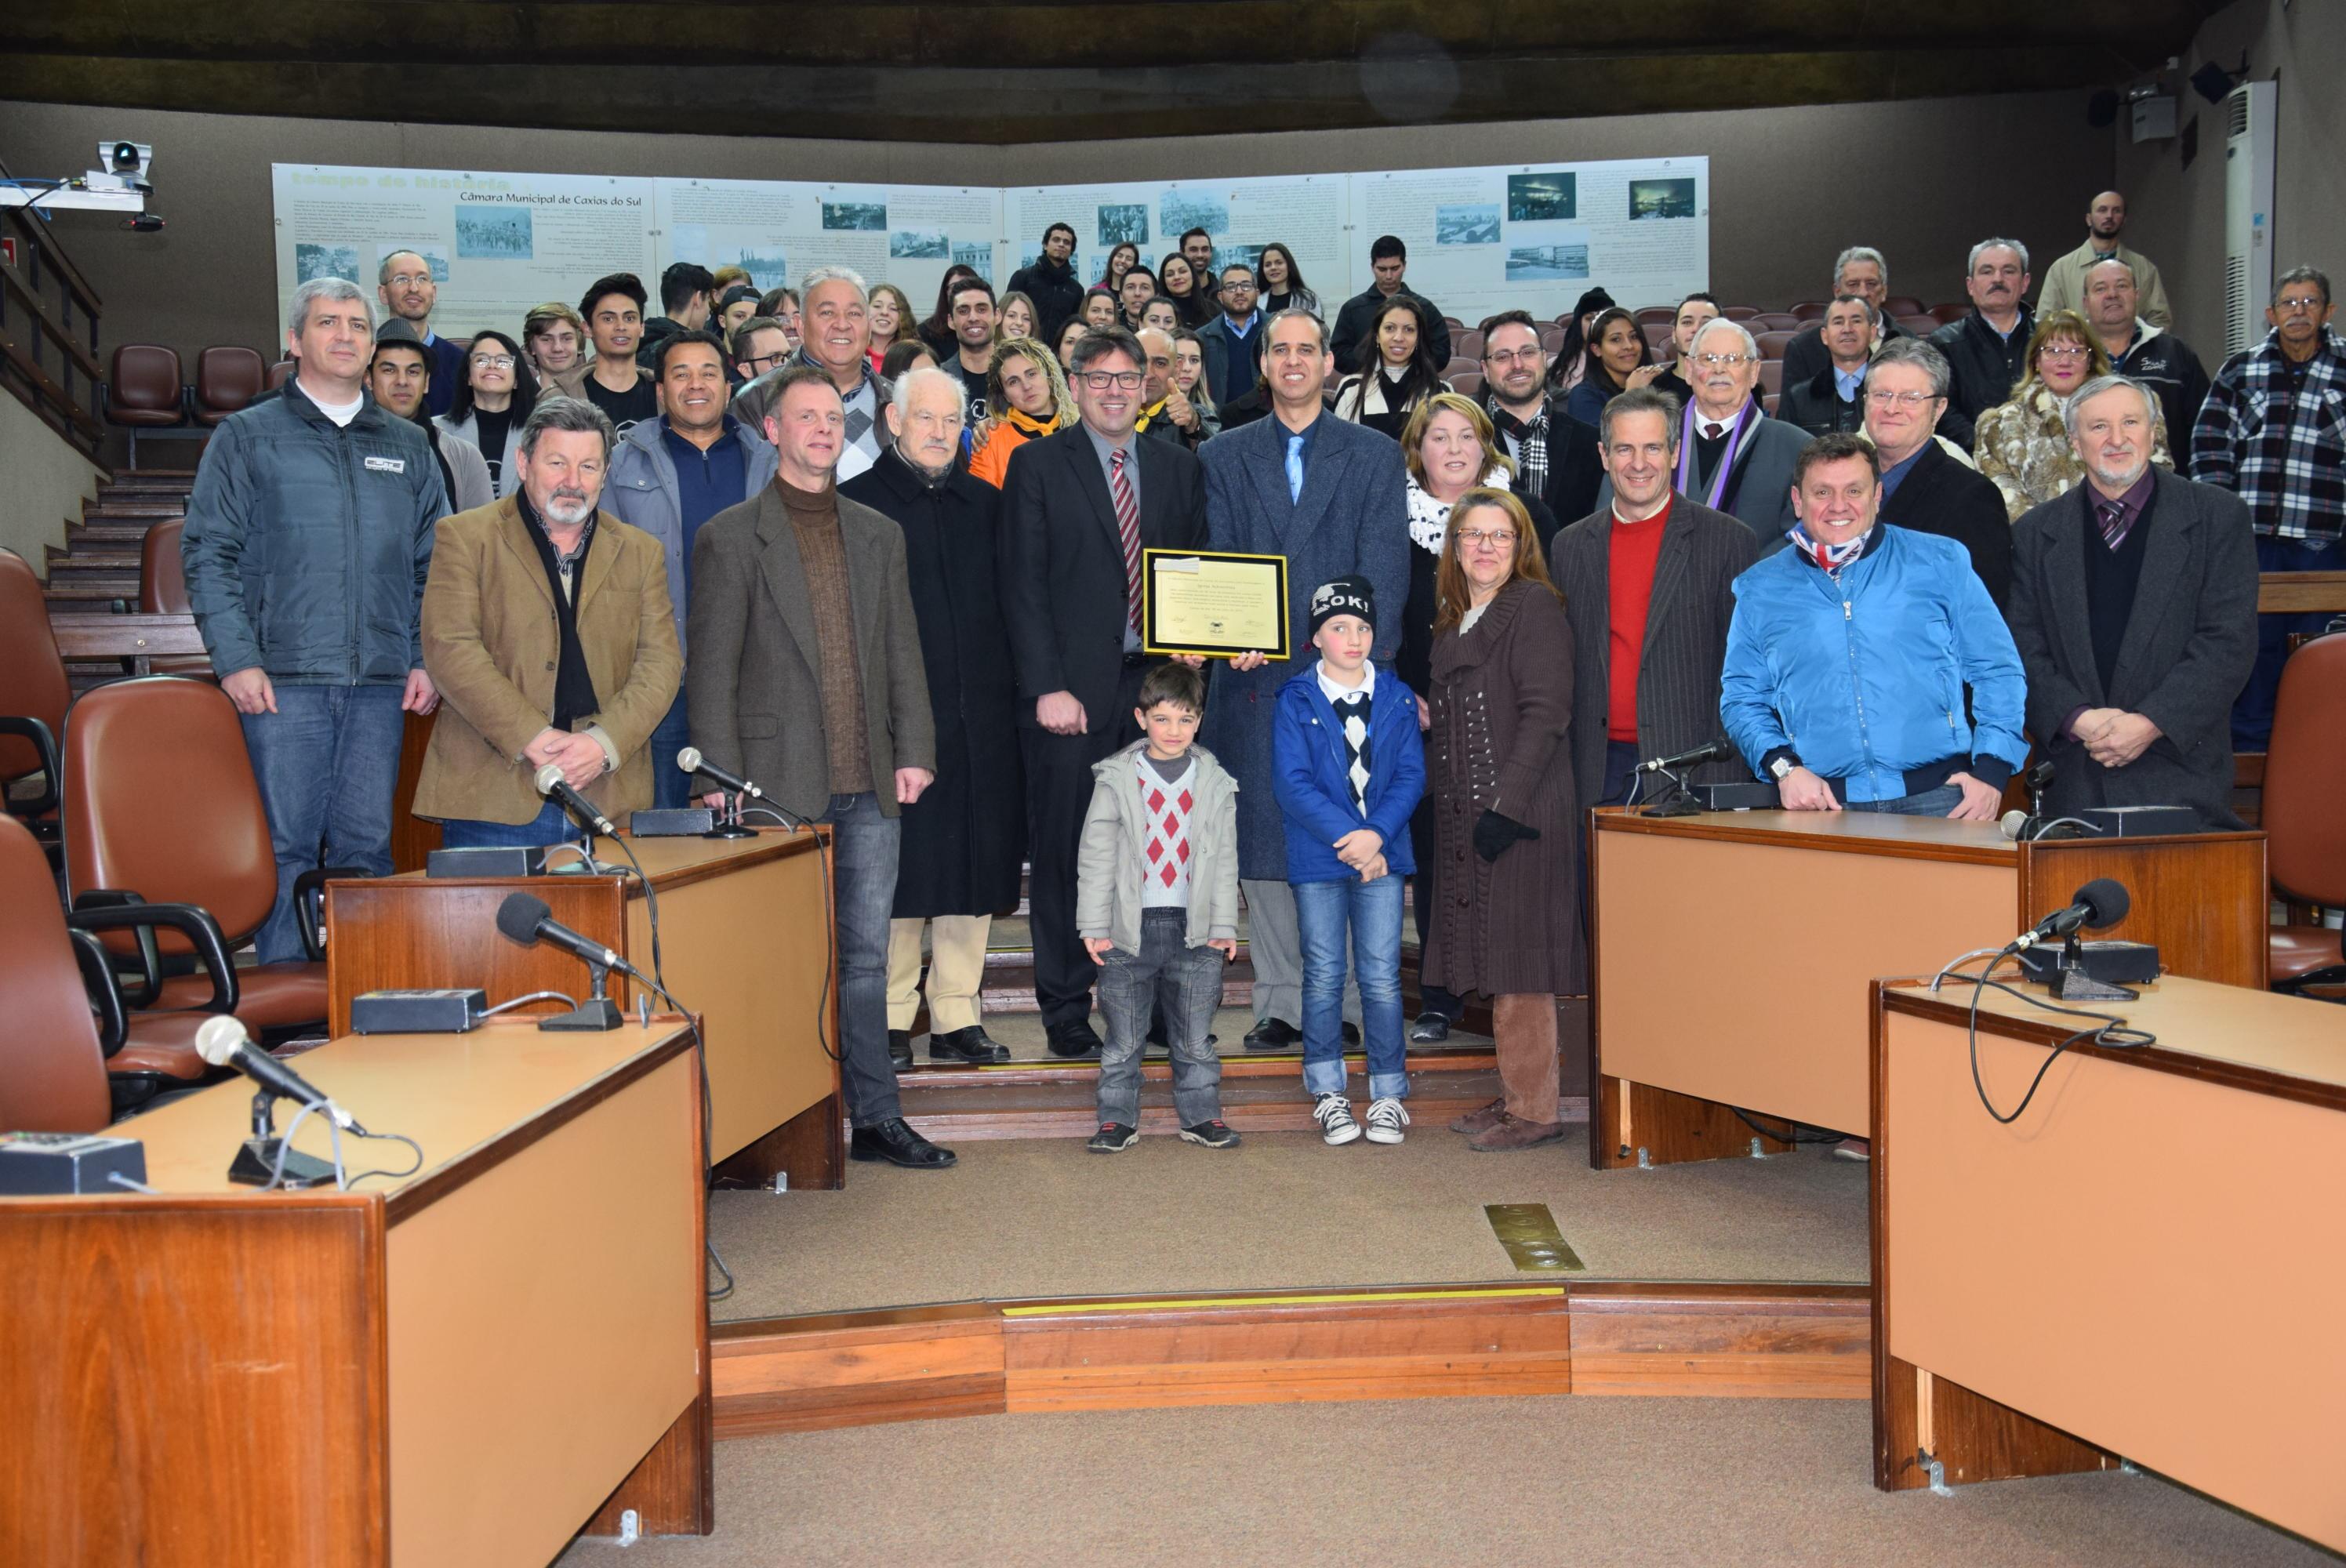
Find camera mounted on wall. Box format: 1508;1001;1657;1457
0;139;165;230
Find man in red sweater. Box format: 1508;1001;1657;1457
1548;387;1768;811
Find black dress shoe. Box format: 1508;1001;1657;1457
888;1029;913;1071
1242;1017;1300;1052
930;1025;1011;1064
1046;1018;1105;1059
849;1117;957;1169
1342;1022;1361;1046
1409;1010;1454;1044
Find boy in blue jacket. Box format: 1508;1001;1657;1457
1272;576;1426;1145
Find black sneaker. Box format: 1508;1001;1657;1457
1178;1118;1240;1149
1409;1011;1455;1044
1342;1022;1361;1046
1087;1121;1140;1152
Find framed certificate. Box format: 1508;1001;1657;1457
1142;550;1291;660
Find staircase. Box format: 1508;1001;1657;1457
44;470;194;688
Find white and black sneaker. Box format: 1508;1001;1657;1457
1364;1098;1411;1145
1087;1122;1139;1153
1314;1093;1362;1145
1179;1118;1240;1149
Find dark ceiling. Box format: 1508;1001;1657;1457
2;2;2223;144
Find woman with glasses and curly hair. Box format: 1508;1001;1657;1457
1975;308;2170;521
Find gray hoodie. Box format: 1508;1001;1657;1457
1076;739;1241;954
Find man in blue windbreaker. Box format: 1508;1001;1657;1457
1721;431;2026;819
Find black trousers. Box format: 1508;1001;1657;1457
1407;797;1462;1021
1022;662;1147;1030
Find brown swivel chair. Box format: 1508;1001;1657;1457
136;519;213;678
63;676;334;1034
104;343;191;466
0;548;71;863
2264;631;2346;993
193;346;267;425
267;359;298;390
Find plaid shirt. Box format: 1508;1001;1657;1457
2188;326;2345;542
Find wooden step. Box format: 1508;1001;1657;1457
901;1063;1516;1142
47;547;141;570
83;499;185;521
899;1042;1503;1091
44;586;133;608
65;524;161;548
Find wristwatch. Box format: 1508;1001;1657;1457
1769;755;1798;781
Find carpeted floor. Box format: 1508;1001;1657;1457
555;1396;2336;1567
710;1124;1867;1321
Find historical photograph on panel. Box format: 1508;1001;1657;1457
456;207;533;260
1507;172;1577;223
296;242;361;284
1505;242;1590;281
378;241;451;281
1436;203;1502;245
952;240;994;281
823;200;889;230
1629;177;1698;220
735;249;790;289
889;229;951;259
1159;191;1229;238
1097;203;1149;246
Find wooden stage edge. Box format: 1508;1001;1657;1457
709;1279;1872;1438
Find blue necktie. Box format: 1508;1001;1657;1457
1285;434;1306;503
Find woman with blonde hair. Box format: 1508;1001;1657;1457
866;282;915;372
968;336;1079;488
1420;488;1580;1151
1975;308;2170;521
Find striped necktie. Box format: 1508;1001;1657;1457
2097;497;2133;550
1111;447;1143;633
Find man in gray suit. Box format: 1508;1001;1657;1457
1550;388;1765;815
1601;318;1810;540
1201;308;1411;1050
2009;376;2259;829
688;364;950;1170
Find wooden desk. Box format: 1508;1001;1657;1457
0;1019;713;1566
1870;976;2346;1551
326;827;841;1189
1588;808;2267;1168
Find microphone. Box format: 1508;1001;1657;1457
535;762;616;837
2022;758;2056;794
495;891;643;978
676;746;764;800
2014;878;2130;951
194;1015;365;1133
1638;738;1731;774
1999;808;2032;841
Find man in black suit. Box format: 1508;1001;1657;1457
1778;295;1876;437
1865;337;2014;609
1478;310;1605;524
1549;388;1765;815
1780;246;1913;390
1000;325;1210;1058
2008;376;2258;829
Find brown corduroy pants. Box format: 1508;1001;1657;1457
1491;993;1563;1125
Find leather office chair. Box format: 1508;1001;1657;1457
193;346;267;425
2264;632;2346;993
104;344;189;466
267;358;298;390
136;520;212;677
63;677;335;1034
0;548;71;864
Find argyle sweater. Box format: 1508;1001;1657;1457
1138;754;1198;909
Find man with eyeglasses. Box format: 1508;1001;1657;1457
1601;318;1807;539
602;329;779;806
1928;238;2036;449
1000;325;1210;1058
378;249;466;415
1866;337;2013;608
726;315;793;390
1477;310;1603;525
371;320;492;513
1197;263;1264;410
2192;263;2346;747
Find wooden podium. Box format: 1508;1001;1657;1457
1587;808;2267;1168
326;826;841;1188
1871;976;2346;1551
0;1020;711;1566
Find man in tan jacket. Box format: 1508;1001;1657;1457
416;396;681;848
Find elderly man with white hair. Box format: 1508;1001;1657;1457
783;263;891;476
1599;316;1811;538
2007;373;2260;829
841;367;1028;1067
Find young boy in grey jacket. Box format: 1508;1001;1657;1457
1076;662;1242;1152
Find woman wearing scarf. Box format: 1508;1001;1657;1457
1396;393;1559;1046
1335;295;1451;439
1975;309;2171;522
968;336;1078;489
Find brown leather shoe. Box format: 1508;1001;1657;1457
1467;1113;1567;1152
1449;1097;1508;1135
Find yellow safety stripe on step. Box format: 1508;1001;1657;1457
1001;1285;1567;1316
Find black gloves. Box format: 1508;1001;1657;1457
1473;809;1541;862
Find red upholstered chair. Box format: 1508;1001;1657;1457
1755;330;1796;361
1720;305;1762;321
1789;301;1829;321
267;358;299;390
1751;313;1803;333
104;344;191;466
1883;296;1928;319
1536;323;1567;356
2264;633;2346;992
1930;303;1970;325
137;519;212;676
63;677;334;1035
1447;370;1484;401
194;346;268;425
1898;314;1941;338
1632;307;1673;329
1763;393;1781;416
1759;361;1784;395
1454;328;1485;362
0;548;71;862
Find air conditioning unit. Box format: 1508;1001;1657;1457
2221;80;2276;358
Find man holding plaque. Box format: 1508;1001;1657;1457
1200;309;1411;1051
1000;325;1211;1059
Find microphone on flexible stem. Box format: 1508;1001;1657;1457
535;762;617;838
1637;738;1731;774
678;746;808;831
2022;757;2055;818
495;891;633;1030
195;1015;358;1187
2014;877;2130;952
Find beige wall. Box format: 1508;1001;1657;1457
0;394;103;568
2117;0;2346;355
2;89;2114;368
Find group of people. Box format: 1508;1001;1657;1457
180;192;2337;1168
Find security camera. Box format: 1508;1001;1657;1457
98;141;153;178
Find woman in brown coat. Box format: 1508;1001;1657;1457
1421;488;1580;1152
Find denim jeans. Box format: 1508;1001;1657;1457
822;792;904;1127
648;688;693;809
2236;534;2345;750
238;682;406;962
435;798;590;851
1294;873;1407;1102
1846;783;1963;816
1095;908;1226;1127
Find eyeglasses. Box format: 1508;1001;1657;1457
2273;296;2326;315
1484;348;1542;366
740;351;790;372
470;354;516;369
385;273;434;290
2038;346;2092;361
1080;370;1146;390
1693;352;1751;368
1456;528;1516;548
1865;389;1941;408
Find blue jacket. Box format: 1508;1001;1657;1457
1720;524;2028;802
1270;663;1425;883
603;413;778;660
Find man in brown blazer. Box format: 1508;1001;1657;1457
416;396;681;847
687;365;949;1170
